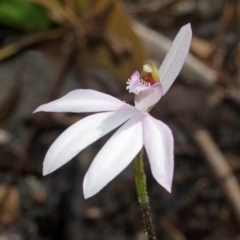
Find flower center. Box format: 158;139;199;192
141;63;160;86
141;72;156;86
126;63;160;95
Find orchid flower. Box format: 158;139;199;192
34;23;192;199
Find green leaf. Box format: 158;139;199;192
0;0;51;30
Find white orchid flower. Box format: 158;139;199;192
34;24;192;199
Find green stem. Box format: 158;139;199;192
135;150;157;240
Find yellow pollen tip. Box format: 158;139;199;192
143;64;152;73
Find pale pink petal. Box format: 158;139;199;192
126;71;150;94
43;110;136;175
129;71;140;83
83;113;143;198
134;83;163;112
33;89;134;113
143;114;174;192
159;23;192;95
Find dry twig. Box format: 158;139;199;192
178;115;240;225
0;28;64;62
194;129;240;225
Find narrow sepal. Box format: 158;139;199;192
43;110;136;175
83;113;143;198
143;114;174;192
159;23;192;95
34;89;134;113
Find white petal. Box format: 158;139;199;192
33;89;134;113
143;114;174;192
83;113;143;198
43;110;136;175
159;23;192;95
134;83;163;112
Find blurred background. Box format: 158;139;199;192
0;0;240;239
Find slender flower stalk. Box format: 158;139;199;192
33;24;192;202
135;150;148;204
135;150;156;240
